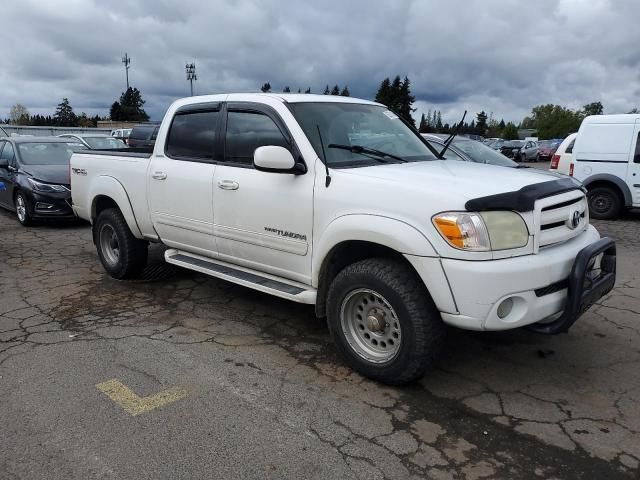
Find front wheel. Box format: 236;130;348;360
14;192;33;226
326;258;445;385
94;208;148;279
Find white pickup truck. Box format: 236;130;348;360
71;93;616;384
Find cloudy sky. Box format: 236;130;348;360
1;0;639;125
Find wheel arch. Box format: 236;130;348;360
89;176;143;239
582;174;632;207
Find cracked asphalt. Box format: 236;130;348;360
1;207;639;480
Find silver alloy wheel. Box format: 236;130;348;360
99;224;120;267
16;195;26;223
340;288;401;364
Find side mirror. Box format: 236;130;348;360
254;146;305;174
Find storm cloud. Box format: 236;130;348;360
0;0;639;124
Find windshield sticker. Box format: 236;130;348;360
383;111;399;120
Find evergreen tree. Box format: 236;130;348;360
398;76;416;127
418;113;428;133
260;82;272;93
499;119;506;130
297;88;301;93
323;85;331;95
475;111;488;136
331;85;340;95
304;87;311;94
374;78;392;107
502;122;519;140
110;87;149;122
426;109;432;129
435;111;443;131
374;75;416;126
283;86;291;93
53;98;77;127
340;86;350;97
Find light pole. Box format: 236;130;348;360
186;63;197;96
122;53;131;90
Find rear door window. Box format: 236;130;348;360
634;132;640;163
565;139;575;154
166;110;220;160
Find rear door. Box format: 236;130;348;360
147;103;221;256
628;122;640;206
212;102;314;284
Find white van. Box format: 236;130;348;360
549;133;577;175
572;114;640;219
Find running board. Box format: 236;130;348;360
164;249;316;304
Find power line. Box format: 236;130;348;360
122;53;131;90
186;63;197;96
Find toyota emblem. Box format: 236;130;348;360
569;210;582;229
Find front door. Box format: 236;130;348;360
0;142;17;208
213;103;314;284
628;124;640;206
147;105;221;256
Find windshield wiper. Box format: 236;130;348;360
327;144;407;163
439;111;467;159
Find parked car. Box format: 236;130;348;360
70;93;615;385
58;134;127;150
0;137;87;225
111;128;132;144
571;114;640;219
423;134;519;167
127;124;160;150
537;140;560;163
549;133;577;175
501;140;539;162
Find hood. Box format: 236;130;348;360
340;160;561;201
21;164;70;185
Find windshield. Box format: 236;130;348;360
289;103;438;167
17;142;85;165
503;140;524;148
452;139;518;167
83;136;127;149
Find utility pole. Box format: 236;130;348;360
122;53;131;90
186;63;197;96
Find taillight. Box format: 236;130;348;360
550;154;560;169
569;163;574;176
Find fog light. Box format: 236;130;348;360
35;202;54;210
497;298;514;319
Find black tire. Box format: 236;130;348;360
326;258;445;385
14;191;33;226
94;208;148;279
588;186;622;220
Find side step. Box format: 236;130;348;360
164;249;317;304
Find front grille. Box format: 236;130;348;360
537;190;588;248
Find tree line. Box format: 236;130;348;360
260;82;351;96
5;87;150;127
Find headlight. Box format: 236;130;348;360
433;211;529;251
27;178;69;193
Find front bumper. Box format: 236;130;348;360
437;225;615;332
30;191;75;219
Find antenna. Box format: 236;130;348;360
316;125;331;187
122;53;131;90
186;63;197;96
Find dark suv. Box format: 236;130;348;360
127;124;160;151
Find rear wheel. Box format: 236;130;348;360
588;186;622;220
95;208;148;279
326;258;445;385
14;192;33;226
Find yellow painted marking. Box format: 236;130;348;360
96;379;188;416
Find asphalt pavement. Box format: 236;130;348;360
1;181;639;479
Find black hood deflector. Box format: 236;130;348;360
465;178;586;213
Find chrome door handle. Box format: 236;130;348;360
218;180;239;190
152;171;167;180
